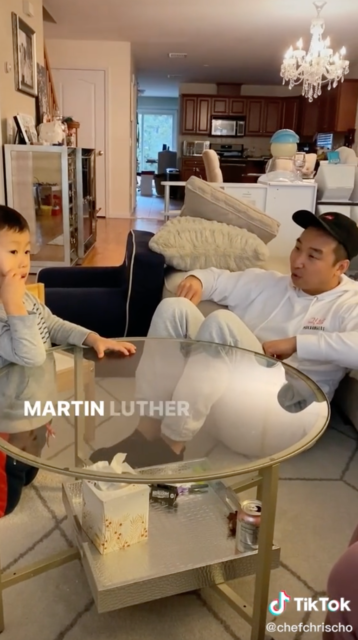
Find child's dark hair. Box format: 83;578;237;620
0;206;29;233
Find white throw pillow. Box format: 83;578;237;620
180;176;280;244
149;216;269;271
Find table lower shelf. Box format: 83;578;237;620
62;479;280;614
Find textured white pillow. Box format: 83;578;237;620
149;216;269;271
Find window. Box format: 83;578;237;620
137;110;177;173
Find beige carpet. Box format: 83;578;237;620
1;405;357;640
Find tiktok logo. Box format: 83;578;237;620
268;591;291;616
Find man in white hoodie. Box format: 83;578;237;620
91;210;358;468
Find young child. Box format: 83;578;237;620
0;204;136;515
0;356;59;516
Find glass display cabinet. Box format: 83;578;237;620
4;145;97;274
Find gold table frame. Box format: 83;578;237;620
0;466;279;640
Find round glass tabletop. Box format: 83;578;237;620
0;338;330;483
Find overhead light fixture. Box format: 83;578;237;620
168;53;187;58
280;1;349;101
167;74;182;78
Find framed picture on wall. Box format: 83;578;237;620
12;12;37;97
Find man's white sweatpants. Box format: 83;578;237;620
135;298;316;456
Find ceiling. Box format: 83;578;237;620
44;0;358;97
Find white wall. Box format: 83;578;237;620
0;0;44;141
138;97;178;110
46;39;132;218
0;0;44;205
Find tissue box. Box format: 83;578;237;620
81;456;150;554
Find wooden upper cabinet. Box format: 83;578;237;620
246;99;264;135
282;98;300;132
211;98;229;114
321;81;358;132
335;81;358;131
181;96;197;134
262;99;283;135
297;81;358;136
297;96;320;138
196;97;211;134
229;98;246;115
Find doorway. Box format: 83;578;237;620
52;68;107;217
137;110;176;173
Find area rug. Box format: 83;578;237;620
0;405;357;640
48;234;64;246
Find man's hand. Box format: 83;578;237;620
262;337;297;361
84;334;137;358
176;276;203;306
1;270;27;315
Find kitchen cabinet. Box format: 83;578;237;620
318;81;358;133
297;80;358;137
244;99;282;135
220;161;247;183
181;157;206;181
181;96;197;134
196;97;211;134
211;98;229;114
180;82;358;137
297;96;320;138
262;99;283;135
246;99;264;135
229;98;246;115
282;98;300;131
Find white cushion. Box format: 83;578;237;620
180;175;280;244
149;216;269;272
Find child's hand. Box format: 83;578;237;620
84;334;136;358
1;269;27;314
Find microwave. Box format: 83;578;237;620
211;117;245;137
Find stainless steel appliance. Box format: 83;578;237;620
211;143;247;182
210;117;246;137
182;140;210;156
211;143;246;159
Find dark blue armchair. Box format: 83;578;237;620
37;230;165;338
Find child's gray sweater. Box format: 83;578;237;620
0;291;91;368
0;292;92;433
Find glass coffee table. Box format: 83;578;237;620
0;339;330;639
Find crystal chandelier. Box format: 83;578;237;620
280;1;349;101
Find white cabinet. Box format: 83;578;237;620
221;185;267;211
265;183;317;258
220;182;317;260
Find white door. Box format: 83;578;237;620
52;69;106;217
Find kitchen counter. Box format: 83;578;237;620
181;156;269;161
180;154;268;183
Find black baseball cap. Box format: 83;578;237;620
292;210;358;260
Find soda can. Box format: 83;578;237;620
236;500;261;552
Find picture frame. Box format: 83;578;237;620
13;115;30;144
12;12;37;97
13;114;38;145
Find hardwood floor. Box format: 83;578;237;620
83;217;163;266
26;192;181;281
26;216;163;283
